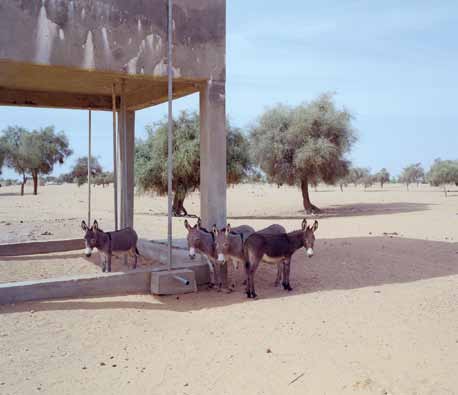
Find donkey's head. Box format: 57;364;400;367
301;219;319;258
212;224;230;263
184;218;203;260
81;219;100;257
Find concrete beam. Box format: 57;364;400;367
0;270;152;305
0;239;84;257
0;87;115;111
125;83;200;111
199;80;227;229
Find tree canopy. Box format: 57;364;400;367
375;168;390;188
70;156;103;186
135;111;251;216
0;126;72;195
399;163;424;189
250;93;357;212
426;159;458;196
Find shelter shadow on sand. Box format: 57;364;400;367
229;202;431;221
1;236;457;314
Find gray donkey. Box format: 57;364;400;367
243;219;318;298
213;224;288;288
81;220;139;273
185;218;220;289
212;223;255;288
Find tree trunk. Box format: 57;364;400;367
406;183;409;191
380;181;384;189
32;170;38;195
20;173;27;196
444;185;448;198
172;191;188;217
300;177;321;214
339;184;343;192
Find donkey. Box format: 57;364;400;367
81;220;139;273
243;219;318;298
256;224;287;287
213;223;255;288
213;224;288;288
185;218;221;289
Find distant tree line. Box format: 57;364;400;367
1;93;457;211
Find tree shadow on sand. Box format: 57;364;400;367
229;202;431;221
2;236;457;315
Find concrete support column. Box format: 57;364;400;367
116;99;135;229
199;80;226;229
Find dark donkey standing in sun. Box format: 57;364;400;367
243;219;318;298
81;220;140;272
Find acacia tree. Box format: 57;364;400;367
375;168;390;188
427;159;458;197
25;127;72;195
399;163;424;190
70;156;103;186
250;94;357;213
1;126;31;195
135;111;251;216
0;126;72;195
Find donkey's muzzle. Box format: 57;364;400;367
189;247;196;260
85;247;93;257
306;248;314;258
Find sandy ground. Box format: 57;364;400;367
0;182;457;394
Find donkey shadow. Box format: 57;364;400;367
2;236;457;315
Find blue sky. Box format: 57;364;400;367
1;0;457;179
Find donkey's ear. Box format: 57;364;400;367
184;219;190;230
81;220;88;231
212;224;218;235
301;219;307;231
93;220;99;231
312;220;318;232
226;224;232;233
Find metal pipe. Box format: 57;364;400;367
121;79;128;229
87;109;92;225
167;0;173;271
111;84;118;230
173;275;190;286
120;81;128;266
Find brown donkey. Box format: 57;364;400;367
243;219;318;298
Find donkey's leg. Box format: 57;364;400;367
274;262;283;287
131;247;138;269
101;253;106;273
205;256;215;288
250;259;260;298
282;258;292;291
107;252;112;273
244;260;251;298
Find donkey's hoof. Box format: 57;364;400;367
208;283;215;289
282;283;293;291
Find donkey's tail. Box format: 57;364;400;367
135;247;140;256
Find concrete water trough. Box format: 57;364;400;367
0;239;209;304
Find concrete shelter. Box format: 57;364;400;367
0;0;227;230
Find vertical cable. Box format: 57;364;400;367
167;0;174;271
112;84;118;230
87;109;92;225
